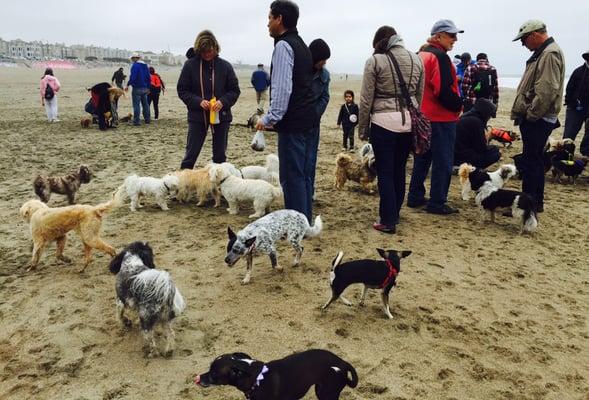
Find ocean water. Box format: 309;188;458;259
499;76;521;89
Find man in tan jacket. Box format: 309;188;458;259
511;20;565;212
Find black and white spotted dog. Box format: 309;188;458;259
468;169;538;234
109;241;186;357
225;209;323;284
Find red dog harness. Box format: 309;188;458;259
490;127;513;143
379;259;399;289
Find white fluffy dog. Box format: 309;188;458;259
120;174;179;211
209;163;282;218
240;154;280;185
458;163;517;200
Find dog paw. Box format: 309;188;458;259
241;278;251;285
25;264;37;272
58;256;72;264
274;264;284;271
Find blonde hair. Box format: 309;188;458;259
194;30;220;54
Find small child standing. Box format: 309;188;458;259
337;90;359;152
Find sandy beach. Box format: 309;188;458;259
0;66;587;400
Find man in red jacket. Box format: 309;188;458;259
408;19;464;215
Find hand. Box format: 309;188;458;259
124;87;129;92
41;100;45;107
200;100;210;110
255;120;266;131
212;100;223;112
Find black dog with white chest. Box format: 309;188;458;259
196;349;358;400
322;249;411;319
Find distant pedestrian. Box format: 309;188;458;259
148;66;165;120
111;67;126;89
337;90;358;151
40;68;61;122
454;52;472;96
177;30;240;168
461;52;499;112
407;19;464;215
125;53;151;126
251;63;271;111
563;50;589;156
511;20;565;212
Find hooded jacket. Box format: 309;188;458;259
177;49;240;123
511;38;565;122
40;75;61;100
564;50;589;108
455;98;497;163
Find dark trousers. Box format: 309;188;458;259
277;128;317;223
520;118;555;208
342;126;355;149
370;124;412;226
148;91;160;119
180;120;229;169
408;121;457;210
456;146;501;169
309;126;321;199
563;106;589;155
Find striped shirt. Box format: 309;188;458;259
262;41;294;127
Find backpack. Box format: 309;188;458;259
473;68;495;99
44;83;55;100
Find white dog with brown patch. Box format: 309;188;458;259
209;163;282;218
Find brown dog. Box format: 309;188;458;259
33;165;92;204
20;193;121;271
334;153;377;193
173;166;220;206
80;117;91;128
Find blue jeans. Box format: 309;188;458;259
370;124;412;226
563;106;589;156
277;128;317;222
408;121;457;210
520;118;555;207
132;87;150;125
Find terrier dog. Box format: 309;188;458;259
33;165;93;204
225;210;323;284
334;153;377;193
196;349;358;400
19;192;121;271
109;241;186;357
240;154;280;185
210;163;282;218
174;166;220;206
322;249;411;319
458;163;517;200
119;174;179;211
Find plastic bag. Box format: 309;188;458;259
251;130;266;152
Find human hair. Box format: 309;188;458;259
372;26;397;54
194;29;220;54
270;0;299;30
43;68;53;77
149;66;155;74
344;90;354;99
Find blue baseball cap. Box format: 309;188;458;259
431;19;464;35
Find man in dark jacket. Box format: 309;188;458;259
111;67;126;89
255;0;317;222
251;63;271;110
177;30;240;168
563;50;589;156
454;98;500;168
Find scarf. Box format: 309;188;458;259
386;34;405;50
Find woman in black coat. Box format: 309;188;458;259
177;30;240;168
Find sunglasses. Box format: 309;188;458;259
442;32;457;39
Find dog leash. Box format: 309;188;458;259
200;57;216;137
379;259;399;289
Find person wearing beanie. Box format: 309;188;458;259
563;50;589;156
251;63;271;111
177;29;241;168
461;52;499;112
511;19;565;212
454;52;473;96
255;0;318;223
454;98;500;169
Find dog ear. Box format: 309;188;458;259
244;237;257;249
376;248;387;259
400;250;412;258
108;250;126;274
231;352;252;360
227;226;236;241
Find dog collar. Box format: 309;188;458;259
163;182;170;192
245;365;268;399
219;175;230;186
379;259;399;289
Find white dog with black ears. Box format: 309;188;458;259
119;173;179;211
458;163;518;200
209;163;282;218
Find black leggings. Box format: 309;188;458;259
343;126;355;149
148;91;160;119
180;120;230;169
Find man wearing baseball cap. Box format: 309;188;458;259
511;20;565;212
408;19;464;215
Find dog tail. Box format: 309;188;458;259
331;251;344;271
458;163;473;185
305;215;323;238
173;286;187;316
93;186;125;217
343;362;359;388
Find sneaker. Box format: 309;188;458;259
373;222;396;234
52;118;60;122
133;123;141;126
407;198;428;208
349;148;355;153
341;147;347;152
425;205;459;215
536;205;544;213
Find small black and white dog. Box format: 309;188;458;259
322;249;411;319
225;209;323;284
468;169;538;234
109;241;186;357
458;163;518;200
196;349;358;400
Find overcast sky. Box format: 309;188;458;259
2;0;587;75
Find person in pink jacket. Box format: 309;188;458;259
40;68;61;122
